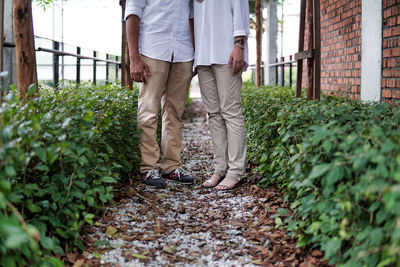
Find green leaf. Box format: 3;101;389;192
309;164;331;179
34;147;47;163
93;240;110;247
27;202;41;213
5;233;28;249
323;238;341;258
92;251;103;260
101;176;117;183
0;180;11;191
5;166;17;177
369;228;383;245
40;236;55;250
48;257;64;267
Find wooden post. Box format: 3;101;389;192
13;0;38;99
0;0;4;72
0;0;4;102
295;0;321;100
255;0;262;87
296;0;306;97
313;0;321;100
306;0;314;100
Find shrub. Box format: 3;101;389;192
0;83;140;266
242;83;400;266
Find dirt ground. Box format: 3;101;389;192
76;99;329;267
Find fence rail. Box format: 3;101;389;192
271;55;297;88
34;37;121;86
249;55;297;87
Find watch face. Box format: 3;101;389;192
235;39;245;45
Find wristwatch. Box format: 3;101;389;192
234;38;245;49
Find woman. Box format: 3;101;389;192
193;0;250;190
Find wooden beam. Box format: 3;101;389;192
255;0;262;87
13;0;38;99
313;0;321;100
296;0;306;97
295;49;314;60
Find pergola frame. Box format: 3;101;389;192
294;0;321;100
6;0;321;99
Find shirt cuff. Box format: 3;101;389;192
234;30;248;37
124;7;143;21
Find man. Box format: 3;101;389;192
125;0;195;189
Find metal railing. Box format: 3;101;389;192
249;55;297;87
270;55;297;87
35;36;121;87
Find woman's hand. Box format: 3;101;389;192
228;45;244;75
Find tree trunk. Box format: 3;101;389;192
13;0;38;99
255;0;262;87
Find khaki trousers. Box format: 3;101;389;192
138;55;193;174
197;64;247;176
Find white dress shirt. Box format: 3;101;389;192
193;0;250;68
125;0;194;63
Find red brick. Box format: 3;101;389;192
382;89;393;98
392;90;400;99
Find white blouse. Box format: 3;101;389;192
125;0;194;63
193;0;250;68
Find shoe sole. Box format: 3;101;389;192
164;179;194;185
144;181;167;189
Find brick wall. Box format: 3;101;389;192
382;0;400;101
303;0;362;100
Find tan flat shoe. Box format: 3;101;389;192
215;174;241;191
203;170;226;188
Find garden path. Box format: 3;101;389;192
79;100;328;267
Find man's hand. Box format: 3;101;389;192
228;45;244;75
192;67;197;77
130;56;151;83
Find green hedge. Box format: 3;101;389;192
0;84;140;266
242;83;400;267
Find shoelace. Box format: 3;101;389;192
146;169;162;179
175;168;189;177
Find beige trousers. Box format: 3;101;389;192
138;55;193;174
197;64;247;176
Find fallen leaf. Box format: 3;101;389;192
105;226;118;237
93;240;110;247
66;252;79;263
163;246;176;254
132;253;148;259
72;259;85;267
